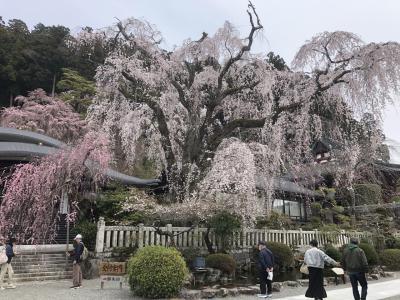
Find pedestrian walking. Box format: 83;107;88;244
68;234;84;289
304;239;339;300
257;241;274;298
342;237;369;300
0;238;17;290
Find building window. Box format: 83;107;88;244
273;198;304;220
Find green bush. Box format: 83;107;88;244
127;246;188;298
267;242;294;270
380;249;400;270
311;203;322;216
385;237;400;249
324;246;342;262
390;195;400;203
354;184;382;205
206;253;236;275
71;220;97;251
208;212;241;252
256;211;292;230
359;243;379;265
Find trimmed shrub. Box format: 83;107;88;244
267;242;294;270
127;246;188;298
206;253;236;275
385;237;400;249
380;249;400;270
359;243;379;265
71;220;97;251
390;195;400;203
208;212;241;252
256;211;293;230
325;246;342;262
353;184;382;205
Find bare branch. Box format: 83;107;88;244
216;1;263;94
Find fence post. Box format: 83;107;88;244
314;229;319;245
95;217;105;257
193;225;200;248
167;224;173;246
138;223;144;248
283;229;287;244
242;227;248;248
299;228;304;246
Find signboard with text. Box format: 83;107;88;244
99;262;127;289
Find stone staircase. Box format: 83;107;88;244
11;252;73;282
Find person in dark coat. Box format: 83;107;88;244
67;234;84;289
257;241;274;298
0;238;17;290
342;238;369;300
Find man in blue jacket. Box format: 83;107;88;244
258;241;274;298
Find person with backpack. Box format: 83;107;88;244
68;234;85;289
0;238;17;290
342;238;369;300
257;241;274;298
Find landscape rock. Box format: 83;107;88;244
272;282;283;292
180;289;202;299
384;272;395;277
285;280;299;287
227;288;239;296
237;286;255;295
219;288;229;297
201;288;218;298
371;273;380;280
297;279;309;286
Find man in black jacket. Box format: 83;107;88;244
258;241;274;298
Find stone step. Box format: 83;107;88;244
13;270;73;279
14;254;68;260
13;266;73;273
14;274;72;282
12;260;70;266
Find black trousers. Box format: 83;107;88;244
305;267;327;299
349;272;368;300
259;270;272;295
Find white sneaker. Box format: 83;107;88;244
0;287;5;291
257;294;267;298
7;285;16;289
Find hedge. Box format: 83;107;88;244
380;249;400;270
359;243;379;266
127;246;188;298
267;242;294;270
206;253;236;275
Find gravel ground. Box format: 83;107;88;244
1;275;399;300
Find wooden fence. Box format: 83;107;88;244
94;217;371;255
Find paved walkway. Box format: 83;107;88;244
1;278;399;300
233;279;400;300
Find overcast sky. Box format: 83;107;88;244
1;0;400;162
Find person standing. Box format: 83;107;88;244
0;238;17;290
304;239;338;300
68;234;84;289
342;238;369;300
257;241;274;298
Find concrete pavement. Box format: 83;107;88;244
280;279;400;299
